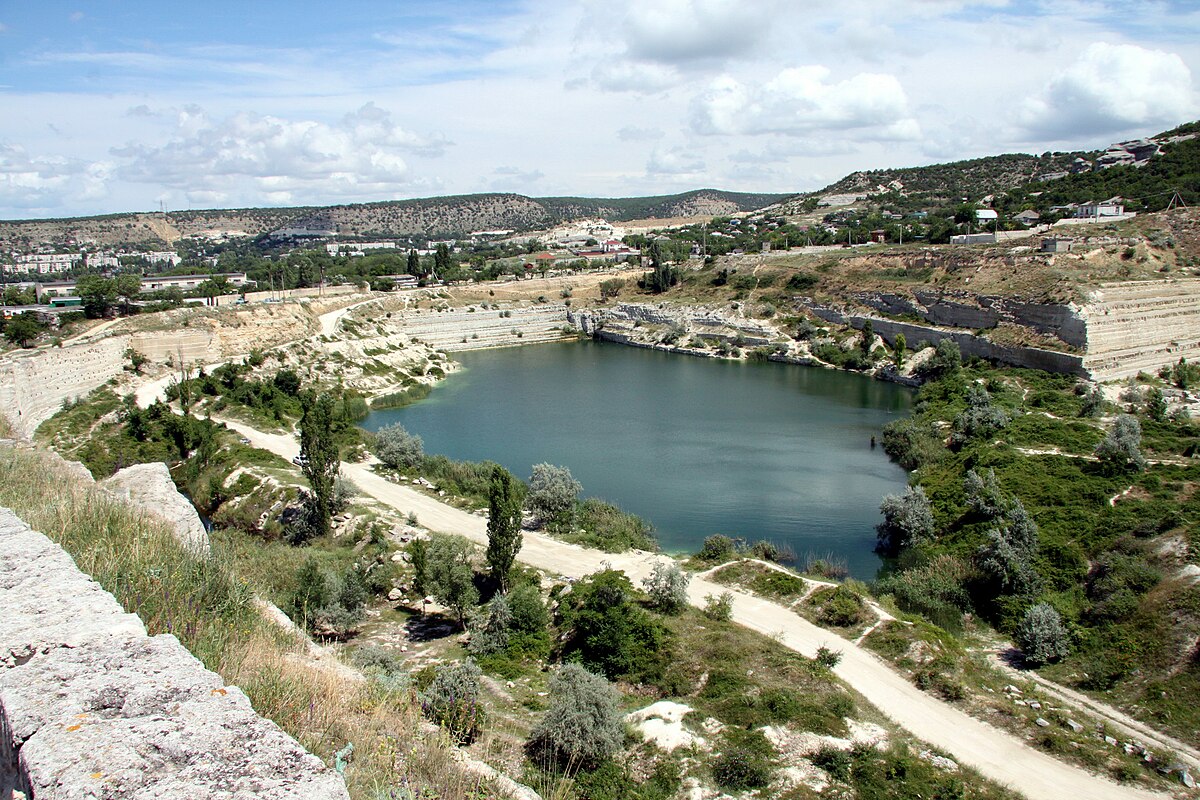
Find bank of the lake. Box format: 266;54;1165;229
363;339;914;578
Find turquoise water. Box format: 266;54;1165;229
363;340;913;578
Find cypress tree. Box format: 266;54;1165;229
486;465;524;589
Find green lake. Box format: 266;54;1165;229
363;340;914;578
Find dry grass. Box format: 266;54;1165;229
0;442;509;800
0;412;15;439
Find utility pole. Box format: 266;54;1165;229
1167;189;1188;211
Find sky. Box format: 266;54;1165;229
1;0;1198;220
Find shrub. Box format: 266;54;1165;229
704;591;734;621
1015;603;1070;666
815;646;842;668
421;660;485;743
811;745;853;780
526;663;623;769
963;468;1005;519
643;561;690;615
712;730;774;792
950;385;1009;446
424;533;480;627
881;417;947;471
697;534;736;563
1095;414;1146;471
375;422;424;469
876;486;934;556
468;594;512;657
817;585;867;627
526;462;581;528
560;569;670;682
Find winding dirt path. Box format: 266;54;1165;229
211;417;1168;800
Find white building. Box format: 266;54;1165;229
325;241;399;256
1075;199;1125;218
15;253;83;274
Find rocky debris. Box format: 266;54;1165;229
0;508;349;800
918;750;959;771
1066;719;1085;733
1035;718;1050;728
626;701;706;752
101;462;210;556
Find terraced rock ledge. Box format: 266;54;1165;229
0;507;349;800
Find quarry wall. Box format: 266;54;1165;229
0;506;349;800
1080;279;1200;380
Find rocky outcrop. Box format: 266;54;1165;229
1080;279;1200;380
0;507;348;800
368;304;575;352
101;463;210;556
848;290;1087;349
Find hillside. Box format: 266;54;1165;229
0;189;789;250
788;121;1199;216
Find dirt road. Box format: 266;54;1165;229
215;417;1168;800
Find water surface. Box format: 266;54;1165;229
363;340;913;578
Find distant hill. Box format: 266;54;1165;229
791;120;1199;215
0;189;791;250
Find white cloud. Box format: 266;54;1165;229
589;60;680;93
110;103;447;206
1019;42;1198;140
647;145;705;176
621;0;769;64
0;143;111;213
690;67;921;141
617;125;665;142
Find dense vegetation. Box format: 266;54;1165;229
875;351;1200;742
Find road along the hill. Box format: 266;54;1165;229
215;416;1167;800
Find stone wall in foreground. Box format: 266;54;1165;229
0;507;349;800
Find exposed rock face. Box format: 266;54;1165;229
1080;279;1200;380
0;507;349;800
101;462;210;556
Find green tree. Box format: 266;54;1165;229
375;422;424;469
406;249;421;277
1145;387;1167;422
115;273;142;315
486;465;524;589
4;313;43;347
560;568;669;681
76;274;118;318
643;561;690;615
434;243;451;279
1015;603;1070;666
876;486;934;556
526;462;580;529
1095;414;1146;471
299;394;340;538
526;663;624;769
893;333;906;369
290;557;330;629
860;319;874;358
426;533;480;627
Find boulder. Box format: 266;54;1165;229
101;462;210;556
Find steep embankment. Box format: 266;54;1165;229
0;300;332;438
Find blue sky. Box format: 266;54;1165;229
1;0;1197;218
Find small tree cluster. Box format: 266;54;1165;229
951;385;1010;446
977;499;1042;597
422;659;485;743
425;533;480;627
289;557;368;638
526;663;624;769
525;462;581;529
1015;603;1070;666
375;422;424;469
642;561;690;615
917;339;961;379
876;486;934;556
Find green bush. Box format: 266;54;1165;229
712;730;774;792
526;663;623;769
421;660;485;744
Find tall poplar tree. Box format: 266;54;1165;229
299;393;340;538
486;465;524;589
